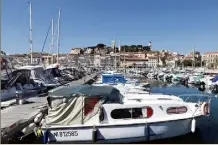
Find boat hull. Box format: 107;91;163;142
42;116;204;144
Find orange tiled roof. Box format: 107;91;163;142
147;56;158;59
204;52;218;55
121;58;148;61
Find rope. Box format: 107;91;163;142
39;21;52;64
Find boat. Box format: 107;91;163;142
188;73;204;85
1;68;41;101
17;65;60;90
44;64;75;85
40;84;211;143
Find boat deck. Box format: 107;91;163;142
1;73;97;143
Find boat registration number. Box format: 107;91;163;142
52;131;78;137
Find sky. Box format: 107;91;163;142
2;0;218;55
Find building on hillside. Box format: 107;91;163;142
70;48;81;55
166;56;176;68
120;57;148;68
94;55;101;67
31;53;41;64
202;52;218;68
184;55;194;60
8;54;30;65
68;54;79;65
146;56;159;67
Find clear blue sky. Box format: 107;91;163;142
2;0;218;55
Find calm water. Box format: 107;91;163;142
148;84;218;144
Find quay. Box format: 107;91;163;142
193;68;218;74
1;73;98;144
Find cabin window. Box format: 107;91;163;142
84;97;101;116
111;108;144;119
167;106;187;115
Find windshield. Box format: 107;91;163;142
33;68;47;81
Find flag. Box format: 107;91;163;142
119;41;121;52
148;41;152;47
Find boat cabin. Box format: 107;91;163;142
45;85;124;126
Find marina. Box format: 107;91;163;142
2;82;218;144
1;73;98;144
2;0;218;144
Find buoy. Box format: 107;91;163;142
63;98;67;103
19;99;24;105
22;123;36;135
191;118;196;133
34;113;43;123
40;119;46;126
201;102;210;116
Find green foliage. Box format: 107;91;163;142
96;43;106;49
120;45;151;52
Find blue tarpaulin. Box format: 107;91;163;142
212;75;218;83
102;74;127;84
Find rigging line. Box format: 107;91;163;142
39;21;52;64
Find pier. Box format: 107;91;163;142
1;73;98;144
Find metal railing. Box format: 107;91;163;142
178;93;213;103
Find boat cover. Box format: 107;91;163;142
45;85;121;126
212;75;218;83
102;74;127;84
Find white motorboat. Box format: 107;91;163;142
18;65;60;90
40;85;211;144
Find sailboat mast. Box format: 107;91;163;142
114;38;117;71
51;18;54;64
192;46;195;68
47;19;54;64
119;40;121;69
124;43;126;74
28;2;33;64
57;9;61;64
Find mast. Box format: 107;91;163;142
51;18;54;64
28;2;33;64
47;19;54;64
57;9;61;64
124;43;126;74
113;38;116;71
119;40;121;69
192;46;195;69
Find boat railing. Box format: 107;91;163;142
178;93;212;103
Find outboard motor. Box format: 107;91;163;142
212;84;218;94
198;82;206;92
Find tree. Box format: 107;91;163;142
142;46;151;51
96;43;105;49
159;52;169;67
90;49;94;55
80;49;85;55
133;63;136;68
175;60;181;67
182;59;192;67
